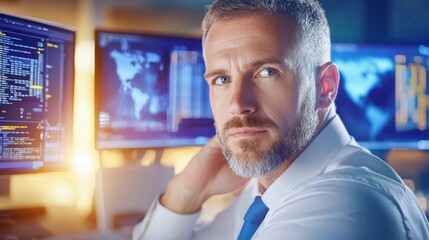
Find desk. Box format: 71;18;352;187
44;231;129;240
0;205;131;240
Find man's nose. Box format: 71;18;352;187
228;78;257;116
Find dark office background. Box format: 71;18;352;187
91;0;429;44
319;0;429;44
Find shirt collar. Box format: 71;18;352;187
262;115;351;208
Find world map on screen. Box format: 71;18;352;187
110;49;165;120
335;56;395;141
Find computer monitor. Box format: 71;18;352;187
332;43;429;150
94;30;214;150
0;12;75;177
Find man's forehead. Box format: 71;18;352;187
204;14;296;45
203;13;298;63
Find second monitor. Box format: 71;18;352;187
95;30;214;150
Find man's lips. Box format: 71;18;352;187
227;128;268;138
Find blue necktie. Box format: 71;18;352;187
237;196;269;240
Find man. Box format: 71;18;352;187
133;0;429;239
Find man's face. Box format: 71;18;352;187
203;14;319;178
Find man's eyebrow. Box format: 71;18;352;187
204;70;225;80
250;58;285;68
204;58;286;80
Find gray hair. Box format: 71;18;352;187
202;0;331;82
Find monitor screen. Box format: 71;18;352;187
332;43;429;150
0;13;75;174
95;30;215;149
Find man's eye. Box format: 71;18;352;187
258;68;277;77
215;76;230;85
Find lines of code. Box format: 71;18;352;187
0;29;45;161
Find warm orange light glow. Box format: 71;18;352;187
403;179;416;192
46;179;75;206
416;192;427;212
75;41;94;75
70;36;97;217
8;173;75;206
72;152;97;173
140;149;158;166
162;147;200;173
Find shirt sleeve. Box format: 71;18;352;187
132;197;201;240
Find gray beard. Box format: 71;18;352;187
218;96;318;178
220;136;288;178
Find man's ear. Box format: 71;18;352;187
316;61;340;109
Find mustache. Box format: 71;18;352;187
222;116;277;134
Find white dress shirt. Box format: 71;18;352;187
132;115;429;240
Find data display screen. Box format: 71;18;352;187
333;43;429;150
95;30;215;149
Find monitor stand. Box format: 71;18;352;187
96;147;175;232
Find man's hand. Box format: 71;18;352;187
160;136;249;214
